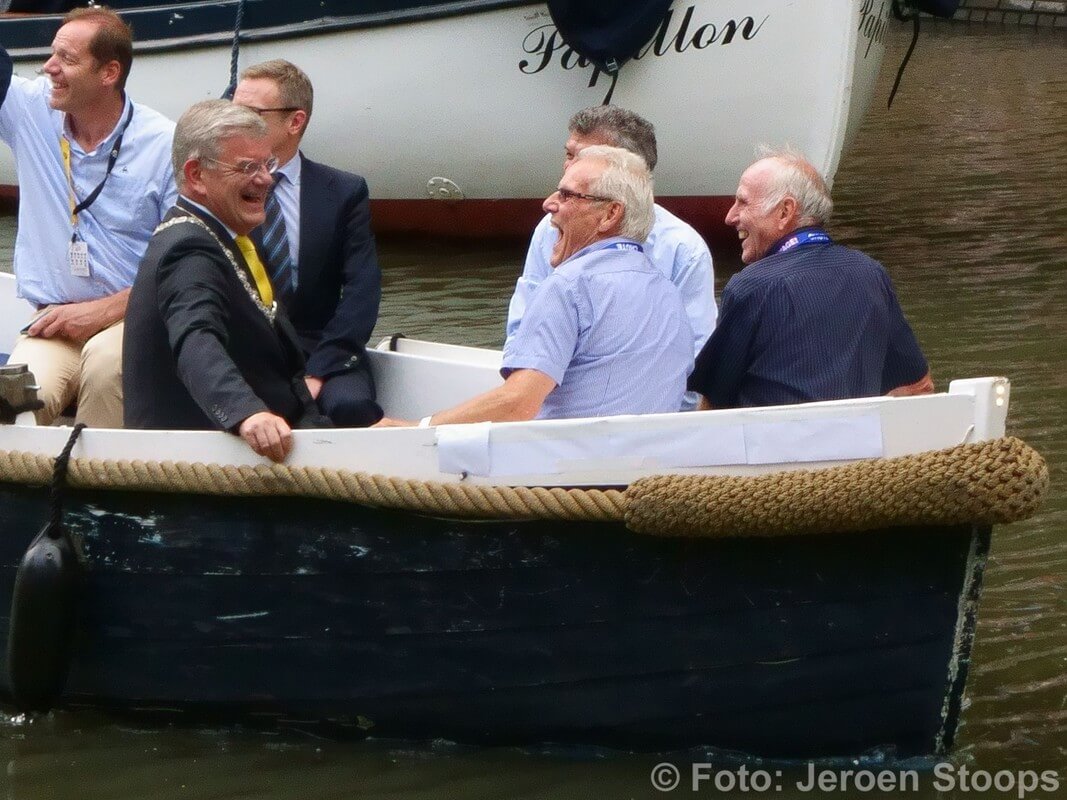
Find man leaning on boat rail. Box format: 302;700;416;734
123;100;331;462
688;148;934;409
375;146;692;428
0;6;176;427
505;105;716;411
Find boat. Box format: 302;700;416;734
0;0;895;243
0;272;1048;758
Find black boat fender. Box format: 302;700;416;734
547;0;674;75
6;423;87;713
900;0;961;15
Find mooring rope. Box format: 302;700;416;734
46;422;85;535
221;0;247;99
0;437;1048;537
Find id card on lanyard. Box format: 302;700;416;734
60;102;134;278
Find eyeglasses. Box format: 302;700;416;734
555;187;614;203
247;106;300;116
204;156;279;177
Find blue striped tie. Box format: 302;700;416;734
261;174;295;302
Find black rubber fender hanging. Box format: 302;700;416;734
547;0;674;74
900;0;961;17
6;423;87;713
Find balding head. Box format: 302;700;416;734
725;148;833;264
755;148;833;227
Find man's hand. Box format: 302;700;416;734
27;291;129;343
238;411;294;462
372;417;416;428
304;375;324;400
886;371;935;397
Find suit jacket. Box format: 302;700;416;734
123;200;324;431
254;154;381;379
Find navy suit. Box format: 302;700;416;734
255;154;383;426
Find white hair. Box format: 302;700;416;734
575;145;655;241
755;144;833;227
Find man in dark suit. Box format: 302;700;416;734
233;60;382;427
124;100;329;462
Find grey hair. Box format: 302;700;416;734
754;145;834;226
576;145;655;242
569;105;658;172
172;100;268;189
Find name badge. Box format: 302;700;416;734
68;238;90;277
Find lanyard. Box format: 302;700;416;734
589;239;645;255
59;102;135;228
771;228;832;256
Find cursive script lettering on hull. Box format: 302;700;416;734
519;5;769;105
859;0;890;59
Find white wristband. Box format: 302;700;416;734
418;415;433;428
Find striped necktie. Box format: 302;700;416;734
234;235;275;308
261;173;296;302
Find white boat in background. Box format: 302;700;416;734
0;0;893;243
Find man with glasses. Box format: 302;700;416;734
232;60;382;427
124;100;330;462
0;6;176;427
505;105;715;410
376;146;691;427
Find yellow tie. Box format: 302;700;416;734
234;235;274;308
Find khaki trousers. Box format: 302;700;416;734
7;316;125;428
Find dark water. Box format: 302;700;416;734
1;21;1065;800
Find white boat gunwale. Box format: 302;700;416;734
0;274;1010;489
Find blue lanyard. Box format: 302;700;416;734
591;239;644;254
772;229;832;256
62;101;135;224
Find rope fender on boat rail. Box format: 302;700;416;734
624;436;1048;538
0;436;1049;536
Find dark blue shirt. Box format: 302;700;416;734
688;237;928;408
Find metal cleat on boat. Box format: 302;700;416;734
0;363;43;424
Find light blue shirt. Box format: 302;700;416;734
0;74;176;306
506;203;717;355
273;152;302;271
501;237;692;420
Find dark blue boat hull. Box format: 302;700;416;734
0;484;988;758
